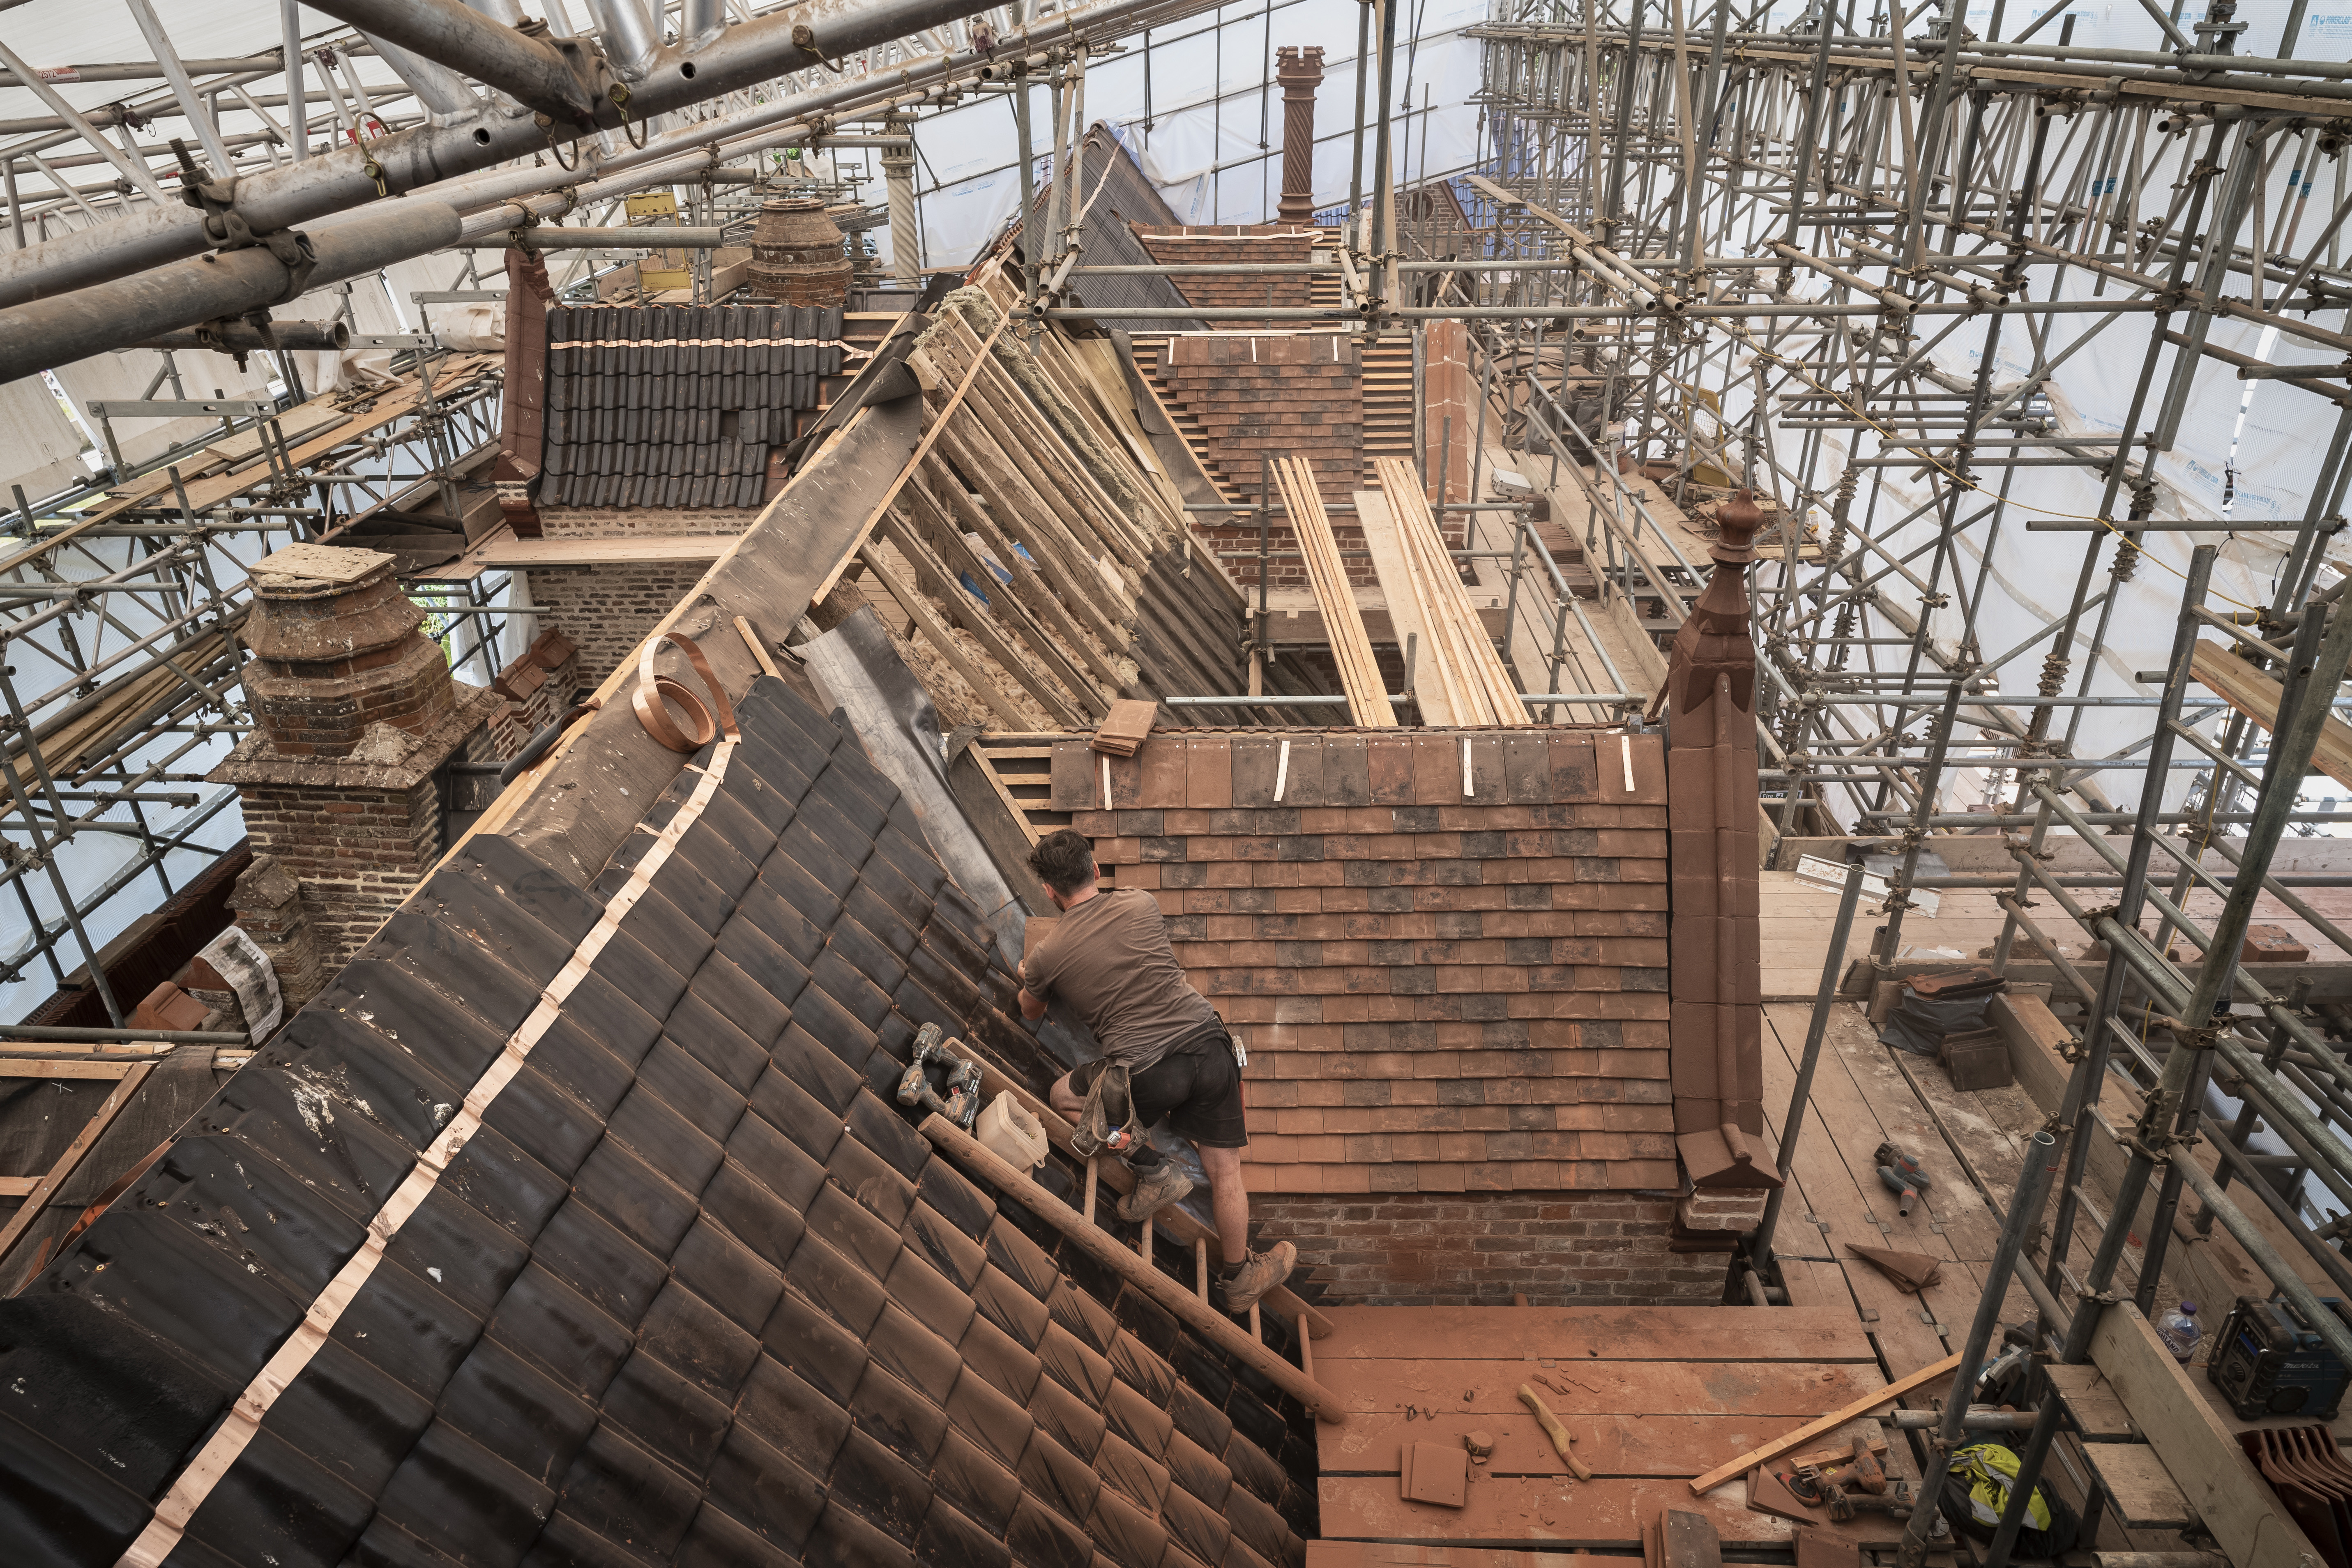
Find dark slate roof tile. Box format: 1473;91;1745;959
1014;1428;1100;1531
827;916;909;998
369;1420;555;1565
913;1159;994;1242
915;1496;1011;1568
1109;1287;1182;1361
1162;1481;1233;1565
779;820;862;901
825;1130;916;1230
1007;1494;1093;1568
1163;1431;1230;1510
930;1428;1022;1537
899;1202;985;1292
569;1131;703;1262
600;857;728;942
53;1209;303;1388
1102;1381;1173;1460
969;1265;1050;1352
942;1363;1032;1469
411;862;580;986
1222;1482;1295;1568
679;949;794;1054
530;1011;648;1105
676;1497;800;1568
721;1105;826;1211
801;1502;917;1568
669;815;761;903
512;1509;653;1568
379;1185;532;1320
957;1304;1044;1407
696;1161;809;1279
733;874;828;967
637;1277;761;1401
0;1296;223;1499
845;886;924;960
670;1215;784;1335
770;1022;863;1115
1029;1372;1106;1462
790;984;880;1073
598;1348;734;1476
1046;1281;1118;1355
366;908;545;1036
332;1255;487;1400
482;1063;610;1180
1166;1383;1230;1457
523;1201;666;1333
822;1428;931;1549
864;1300;961;1405
446;834;604;946
440;1121;570;1241
847;1091;928;1180
600;1086;725;1211
0;1407;152;1568
576;926;694;1027
1167;1338;1233;1415
739;679;844;759
811;949;896;1031
178;1423;377;1567
810;757;896;838
633;1036;749;1144
1222;1428;1287;1507
433;1333;599;1489
881;1245;974;1345
721;733;814;829
1037;1322;1115;1407
799;787;884;867
1223;1388;1290;1467
749;1057;847;1163
760;1280;873;1395
680;786;775;870
1106;1330;1177;1407
984;1214;1058;1299
849;855;931;934
551;1425;703;1558
204;1070;413;1222
806;1178;906;1277
890;975;962;1039
1084;1485;1166;1568
715;914;812;1012
851;1362;949;1468
734;1353;852;1476
1094;1430;1168;1515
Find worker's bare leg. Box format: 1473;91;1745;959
1049;1071;1082;1119
1198;1144;1252;1266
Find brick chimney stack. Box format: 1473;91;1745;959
211;545;502;979
1276;47;1325;226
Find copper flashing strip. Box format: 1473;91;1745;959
115;670;747;1568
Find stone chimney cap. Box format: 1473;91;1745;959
249;543;397;599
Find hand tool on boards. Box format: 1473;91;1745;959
1874;1141;1932;1216
1820;1446;1887;1496
1516;1384;1593;1481
1826;1477;1913;1524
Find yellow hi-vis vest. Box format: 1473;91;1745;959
1951;1443;2053;1531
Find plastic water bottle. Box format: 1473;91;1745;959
2157;1301;2201;1362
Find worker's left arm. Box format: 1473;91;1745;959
1017;958;1048;1021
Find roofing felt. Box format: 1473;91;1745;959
0;677;1314;1568
1052;730;1675;1195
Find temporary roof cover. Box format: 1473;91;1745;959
0;676;1313;1568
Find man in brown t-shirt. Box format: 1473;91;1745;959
1018;829;1296;1313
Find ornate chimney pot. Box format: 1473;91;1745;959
240;545;458;758
1276;47;1325;226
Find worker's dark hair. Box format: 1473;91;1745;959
1028;829;1099;896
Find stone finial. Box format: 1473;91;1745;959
1713;487;1762;566
240;545;459;759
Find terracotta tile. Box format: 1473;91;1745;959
1366;735;1414;802
1465;1161;1516;1192
1184;735;1232;808
1050;739;1096;809
1548;733;1599;802
1121;863;1162;891
1369;1162;1418;1192
1508;1161;1563;1190
1323;735;1371;806
1152;891;1184;916
1324;1163;1373;1194
1138;737;1188;808
1231;735;1282;807
1274;737;1325;806
1109;750;1145;808
1412;734;1465;802
1466;735;1507;802
1416;1163;1466;1193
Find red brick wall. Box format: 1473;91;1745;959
1132;225;1320;328
1250;1193;1721;1306
523;562;712;685
235;778;443;968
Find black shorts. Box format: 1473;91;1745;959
1066;1023;1247;1149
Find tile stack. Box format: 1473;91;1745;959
539;302;846;510
1090;700;1159;759
1052;728;1677;1194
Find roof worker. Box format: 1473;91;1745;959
1017;828;1297;1314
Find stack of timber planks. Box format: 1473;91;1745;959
1374;456;1529;727
1268;455;1396;727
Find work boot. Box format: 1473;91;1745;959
1117;1160;1193;1222
1217;1241;1297;1314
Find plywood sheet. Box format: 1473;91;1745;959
1318;1476;1911;1550
1313;1356;1889;1419
1315;1306;1877;1365
1324;1413;1864;1481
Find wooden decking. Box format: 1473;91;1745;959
1312;1305;1921;1555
